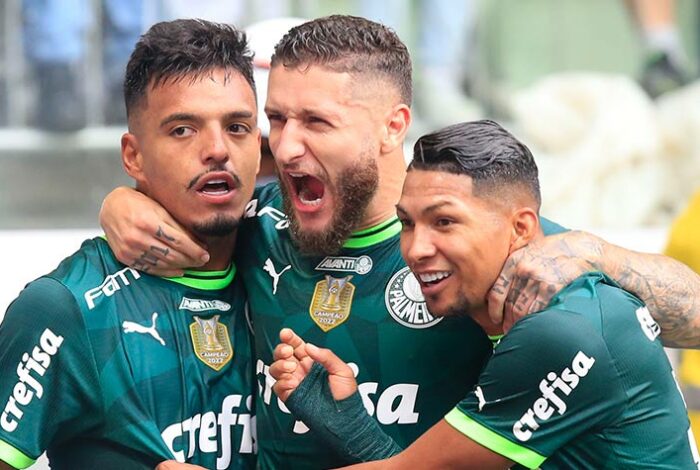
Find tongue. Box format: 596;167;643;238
300;176;324;201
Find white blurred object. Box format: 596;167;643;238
655;80;700;214
245;17;305;136
511;73;664;228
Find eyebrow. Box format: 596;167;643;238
396;200;455;216
159;110;254;127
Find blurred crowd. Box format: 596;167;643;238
1;0;699;228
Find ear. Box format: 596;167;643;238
380;104;411;154
121;133;147;188
509;207;539;253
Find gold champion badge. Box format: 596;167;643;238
189;315;233;371
309;275;355;332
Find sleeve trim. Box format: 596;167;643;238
0;439;36;469
444;408;546;470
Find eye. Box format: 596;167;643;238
307;116;330;127
171;126;195;137
266;113;284;123
228;123;250;134
435;218;453;228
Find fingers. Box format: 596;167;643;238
305;343;353;379
488;257;515;324
272;373;302;402
306;343;358;400
279;328;309;361
100;186;209;272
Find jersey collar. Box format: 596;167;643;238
342;216;401;249
163;264;236;290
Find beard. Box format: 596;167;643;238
192;213;240;237
426;292;474;319
281;156;379;255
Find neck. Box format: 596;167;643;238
358;149;406;230
196;233;237;271
471;307;504;336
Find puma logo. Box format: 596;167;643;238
263;258;291;295
122;312;166;346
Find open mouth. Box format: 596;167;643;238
193;172;238;199
288;173;325;207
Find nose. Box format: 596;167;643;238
270;119;305;167
201;126;229;165
402;225;436;266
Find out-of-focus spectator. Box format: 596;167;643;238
625;0;691;97
22;0;144;131
359;0;481;129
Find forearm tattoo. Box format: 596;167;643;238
612;252;700;349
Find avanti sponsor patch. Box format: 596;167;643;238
315;255;373;274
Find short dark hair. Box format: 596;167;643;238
271;15;412;105
124;19;255;117
410;120;541;207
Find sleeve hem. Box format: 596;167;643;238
444;408;546;470
0;439;36;469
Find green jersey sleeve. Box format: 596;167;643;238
0;277;101;469
446;309;625;469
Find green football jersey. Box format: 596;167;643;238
446;272;700;469
0;238;255;470
237;184;493;469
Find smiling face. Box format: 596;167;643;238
398;169;517;318
122;68;261;240
265;64;389;254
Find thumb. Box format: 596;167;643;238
305;343;353;378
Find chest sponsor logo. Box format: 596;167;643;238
179;297;231;312
635;306;661;341
315;255;373;275
2;328;64;433
190;315;233;371
263;258;291;295
122;312;166;346
257;359;419;435
309;275;355;332
385;267;442;329
245;199;289;230
84;266;141;310
161;393;255;468
512;350;596;442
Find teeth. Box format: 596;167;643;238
299;192;322;205
289;173;305;178
419;271;451;283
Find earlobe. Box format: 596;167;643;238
510;207;539;252
380;104;411;154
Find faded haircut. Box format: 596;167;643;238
124;18;255;117
271;15;412;105
411;120;542;208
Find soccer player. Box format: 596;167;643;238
100;15;700;469
0;19;260;469
270;120;700;469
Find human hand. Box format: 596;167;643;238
488;231;602;332
271;328;357;402
99;186;210;276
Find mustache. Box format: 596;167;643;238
187;165;242;190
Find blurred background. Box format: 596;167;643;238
2;0;700;467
